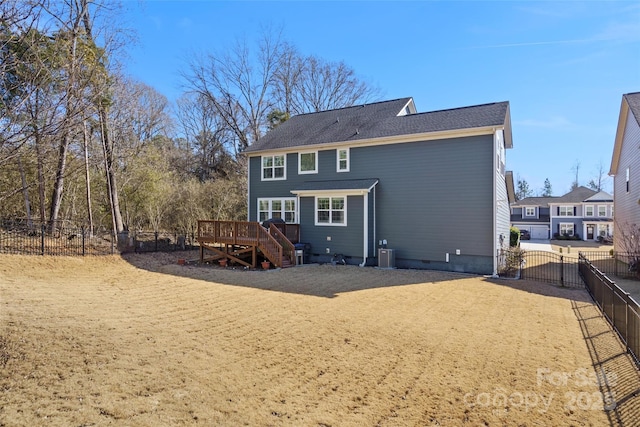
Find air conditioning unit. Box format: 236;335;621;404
378;248;395;269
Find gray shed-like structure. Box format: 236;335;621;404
244;97;513;274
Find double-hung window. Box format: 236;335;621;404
258;198;297;223
585;205;594;216
316;196;346;226
598;205;607;217
525;207;535;217
337;148;349;172
559;206;574;216
298;151;317;174
560;223;574;236
262;155;286;180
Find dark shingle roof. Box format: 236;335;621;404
624;92;640;127
245;98;510;153
551;186;597;203
511;197;557;207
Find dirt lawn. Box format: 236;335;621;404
1;252;638;426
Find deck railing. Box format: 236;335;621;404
197;220;293;267
269;224;296;266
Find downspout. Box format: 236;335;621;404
492;131;499;278
360;191;369;267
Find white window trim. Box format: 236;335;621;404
525;207;535;217
559;206;574;217
560;223;575;236
337;148;350;173
257;197;298;223
298;151;318;175
261;155;287;181
597;205;607;217
315;195;347;227
585;205;594;217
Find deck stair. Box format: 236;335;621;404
196;220;299;268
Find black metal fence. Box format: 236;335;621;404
0;220;197;256
576;251;640;280
498;249;584;288
579;253;640;368
0;222;115;256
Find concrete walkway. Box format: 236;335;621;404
520;239;554;252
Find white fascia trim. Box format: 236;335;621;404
245;126;499;158
291;189;370;197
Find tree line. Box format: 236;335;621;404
0;1;380;238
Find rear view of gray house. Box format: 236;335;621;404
244;97;513;275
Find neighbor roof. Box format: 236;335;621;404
584;190;613;202
245;98;511;153
550;186;598;204
511;196;558;207
610;92;640;175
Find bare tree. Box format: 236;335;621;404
184;31;283;152
570;159;581;191
588;160;610;192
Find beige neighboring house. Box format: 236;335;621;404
610;92;640;250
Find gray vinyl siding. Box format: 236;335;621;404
614;114;640;249
496;166;510;253
248;134;495;272
299;195;364;263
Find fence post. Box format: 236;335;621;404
560;255;564;286
40;224;45;256
81;226;85;256
155;231;159;252
111;232;115;254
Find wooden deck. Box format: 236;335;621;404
197;220;299;268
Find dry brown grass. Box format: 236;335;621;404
0;252;637;426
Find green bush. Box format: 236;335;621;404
510;226;520;247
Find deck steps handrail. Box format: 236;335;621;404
269;224;296;266
197;220;294;268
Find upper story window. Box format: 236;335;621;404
316;196;346;226
585;205;594;216
298;151;317;174
627;167;630;192
262;155;286;180
559;206;574;216
258;198;297;223
337;148;350;172
525;207;535;217
598;205;607;217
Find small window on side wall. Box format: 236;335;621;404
337;148;349;172
299;152;317;174
626;167;630;192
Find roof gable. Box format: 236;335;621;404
610;92;640;175
584;190;613;202
245;98;511;153
550;186;597;204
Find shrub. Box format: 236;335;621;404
510;226;520;247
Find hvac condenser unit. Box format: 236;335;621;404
378;248;395;269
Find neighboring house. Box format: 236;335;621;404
610;92;640;250
510;186;613;241
243;97;513;275
511;197;555;239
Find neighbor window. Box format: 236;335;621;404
627;167;630;192
337;148;349;172
598;205;607;217
559;206;574;216
258;198;297;223
262;155;286;180
298;151;317;174
560;223;574;236
585;205;594;216
316;196;346;226
525;207;535;217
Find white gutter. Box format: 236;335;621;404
492;130;498;278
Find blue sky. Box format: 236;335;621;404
122;1;639;195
